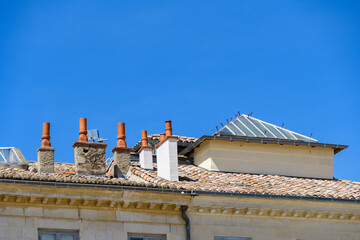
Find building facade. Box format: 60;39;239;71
0;116;359;240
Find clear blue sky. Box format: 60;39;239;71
1;1;359;181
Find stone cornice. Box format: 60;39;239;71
0;193;359;221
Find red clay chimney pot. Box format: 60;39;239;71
165;120;172;137
41;122;51;147
160;133;166;142
78;118;88;142
117;122;127;148
141;130;148;147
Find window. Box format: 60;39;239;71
214;237;252;240
38;229;79;240
128;233;166;240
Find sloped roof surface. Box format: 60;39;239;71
28;161;75;173
0;161;359;201
215;115;317;142
130;163;360;200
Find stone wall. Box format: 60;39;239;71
0;183;359;240
73;142;107;175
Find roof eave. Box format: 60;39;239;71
179;135;348;156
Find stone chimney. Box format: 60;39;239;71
156;120;179;181
138;130;153;169
37;122;55;173
73;118;107;176
111;122;131;177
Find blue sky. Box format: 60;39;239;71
0;1;359;181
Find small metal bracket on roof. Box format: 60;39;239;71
87;129;108;143
190;189;197;196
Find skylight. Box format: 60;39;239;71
214;115;318;142
0;147;25;165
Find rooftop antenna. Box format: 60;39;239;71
87;129;108;143
281;123;284;128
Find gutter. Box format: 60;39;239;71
181;206;190;240
179;135;348;156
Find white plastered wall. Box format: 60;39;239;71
156;138;179;181
139;148;153;170
193;140;334;179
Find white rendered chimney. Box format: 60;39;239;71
156;120;178;181
138;130;153;169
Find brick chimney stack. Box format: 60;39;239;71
37;122;55;173
112;122;132;177
156;120;179;181
73;118;107;176
138;130;153;169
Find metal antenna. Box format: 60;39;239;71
281;123;284;128
87;129;108;143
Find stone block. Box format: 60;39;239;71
21;226;36;239
112;148;131;177
73;142;107;175
8;217;25;227
24;206;43;217
37;147;55;173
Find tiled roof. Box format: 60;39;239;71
132;134;198;152
28;161;75;173
0;165;147;186
1;161;359;201
148;134;198;143
130;163;360;200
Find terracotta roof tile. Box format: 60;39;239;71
129;163;360;200
28;161;75;173
2;161;359;201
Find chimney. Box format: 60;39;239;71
156;120;179;181
73;118;107;176
111;122;131;177
138;130;153;169
37;122;55;173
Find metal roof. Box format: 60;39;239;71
214;114;318;142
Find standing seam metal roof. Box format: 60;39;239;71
215;114;318;142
